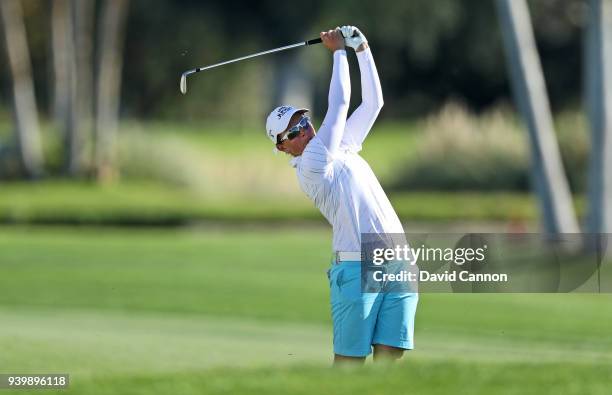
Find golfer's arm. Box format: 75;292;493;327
343;48;383;147
317;49;351;155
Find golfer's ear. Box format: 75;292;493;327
276;143;286;153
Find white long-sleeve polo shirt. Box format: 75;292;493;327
291;48;404;252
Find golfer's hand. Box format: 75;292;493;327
320;29;345;52
340;25;368;52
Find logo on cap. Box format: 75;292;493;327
276;106;291;120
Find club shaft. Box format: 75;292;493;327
180;37;323;93
190;41;310;75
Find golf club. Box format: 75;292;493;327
180;33;356;94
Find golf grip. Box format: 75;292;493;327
306;37;322;45
306;31;359;46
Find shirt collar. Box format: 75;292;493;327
290;156;301;168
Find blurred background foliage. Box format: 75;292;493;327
0;0;598;226
392;103;589;192
0;0;586;120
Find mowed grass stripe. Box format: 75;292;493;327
70;362;612;395
0;226;333;322
0;309;332;375
1;308;611;377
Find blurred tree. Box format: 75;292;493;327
66;0;95;176
51;0;72;168
0;0;44;178
0;0;591;123
251;0;324;111
585;0;612;233
51;0;70;125
496;0;579;234
95;0;130;183
318;0;496;116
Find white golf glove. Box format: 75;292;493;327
340;25;367;50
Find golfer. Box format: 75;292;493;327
265;26;418;363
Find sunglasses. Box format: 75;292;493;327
277;116;311;144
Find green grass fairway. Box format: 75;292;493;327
1;226;611;394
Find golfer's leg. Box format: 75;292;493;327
334;354;366;365
373;344;405;361
329;262;380;361
371;292;418;362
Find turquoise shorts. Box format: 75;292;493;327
328;261;418;357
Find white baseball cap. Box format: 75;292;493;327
265;105;309;143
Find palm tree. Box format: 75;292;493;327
585;0;612;233
0;0;44;178
496;0;579;234
66;0;95;176
95;0;130;182
51;0;71;130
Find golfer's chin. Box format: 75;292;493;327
293;134;315;157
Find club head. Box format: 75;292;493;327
180;73;188;94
